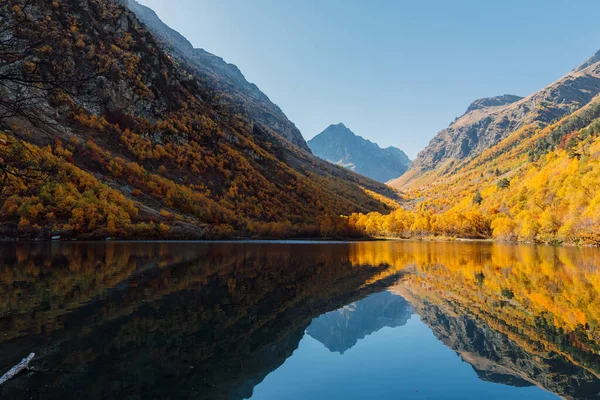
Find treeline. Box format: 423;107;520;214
349;208;491;240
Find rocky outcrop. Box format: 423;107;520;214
574;49;600;73
464;94;523;114
308;123;411;182
126;0;310;152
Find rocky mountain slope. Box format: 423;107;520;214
125;0;309;152
463;94;523;114
392;51;600;188
0;0;395;239
308;123;411;182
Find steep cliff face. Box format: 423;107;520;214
393;51;600;188
125;0;310;152
308;123;411;182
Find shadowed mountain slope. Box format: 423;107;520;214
126;0;310;152
0;0;396;239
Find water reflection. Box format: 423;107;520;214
307;291;412;354
0;241;598;399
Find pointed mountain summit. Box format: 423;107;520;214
308;124;411;183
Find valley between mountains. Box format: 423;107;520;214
2;0;600;245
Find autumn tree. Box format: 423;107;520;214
497;178;510;189
472;190;483;205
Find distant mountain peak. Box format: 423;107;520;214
308;124;411;182
320;123;356;138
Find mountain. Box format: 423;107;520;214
306;290;412;354
0;0;396;240
125;0;309;152
308;123;411;182
351;90;600;243
392;51;600;188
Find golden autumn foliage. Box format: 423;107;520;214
4;0;600;243
0;134;141;237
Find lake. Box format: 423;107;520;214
0;241;599;399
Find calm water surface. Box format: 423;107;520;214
0;241;599;399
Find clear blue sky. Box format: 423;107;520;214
138;0;600;158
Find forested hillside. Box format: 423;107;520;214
348;48;600;245
0;0;395;239
3;0;600;244
351;92;600;244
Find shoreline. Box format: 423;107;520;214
0;236;594;247
376;236;494;243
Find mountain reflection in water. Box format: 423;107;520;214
306;291;412;354
0;241;599;399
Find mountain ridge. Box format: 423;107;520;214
574;48;600;72
392;49;600;188
463;94;523;115
125;0;310;152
